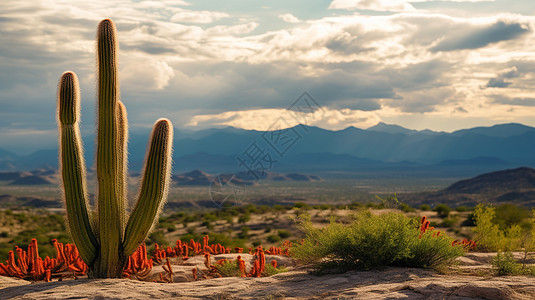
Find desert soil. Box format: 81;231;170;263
1;253;534;300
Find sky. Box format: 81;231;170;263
1;0;535;152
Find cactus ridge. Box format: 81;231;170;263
57;19;173;278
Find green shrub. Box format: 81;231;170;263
399;230;465;268
455;206;470;212
494;204;531;230
493;251;521;276
267;234;281;243
263;264;288;276
473;204;522;251
277;230;291;239
419;204;431;211
434;204;451;218
215;260;241;277
292;211;464;271
400;203;415;213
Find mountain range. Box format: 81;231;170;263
398;167;535;207
1;122;534;178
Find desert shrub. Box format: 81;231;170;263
420;204;431;211
293;202;310;210
492;251;522;276
215;260;242;277
267;234;281;243
400;203;415;212
434;204;451;218
263;264;288;276
292;211;464;271
494;204;531;230
473;204;522;251
455;206;470;212
399;230;465;268
277;230;291;239
237;226;250;239
238;213;250;224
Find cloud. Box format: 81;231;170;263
386;87;458;113
491;95;535;107
329;0;415;12
484;66;519;88
186;107;381;131
170;10;228;24
431;21;530;52
279;13;301;24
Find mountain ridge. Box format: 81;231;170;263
1;122;534;176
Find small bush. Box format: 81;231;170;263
215;260;241;277
292;211;464;271
493;251;521;276
420;204;431;211
455;206;470;212
434;204;451;218
263;264;288;276
473;204;522;251
267;234;281;243
277;230;291;239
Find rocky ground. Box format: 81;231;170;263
1;253;534;299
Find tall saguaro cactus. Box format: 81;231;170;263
57;19;173;278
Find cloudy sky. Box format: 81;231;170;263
1;0;534;152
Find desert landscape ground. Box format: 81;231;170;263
2;169;535;299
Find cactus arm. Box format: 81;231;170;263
57;71;98;265
123;119;173;257
117;101;128;231
95;19;125;277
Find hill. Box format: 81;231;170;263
398;167;535;207
1;122;534;178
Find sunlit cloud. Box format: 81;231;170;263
329;0;415;12
186;108;382;131
278;13;301;24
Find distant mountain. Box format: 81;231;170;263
171;169;322;186
451;123;535;138
1;122;534;177
9;175;55;185
398;167;535;207
367;122;438;135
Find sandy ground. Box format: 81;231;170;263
1;253;535;300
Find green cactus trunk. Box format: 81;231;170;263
57;19;174;278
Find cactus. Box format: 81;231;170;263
57;19;173;278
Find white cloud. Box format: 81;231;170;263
186;107;381;131
279;13;301;24
170;10;228;24
329;0;415;12
121;54;175;90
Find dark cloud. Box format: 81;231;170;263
384;59;452;91
486;78;512;88
431;21;529;52
128;61;395;115
484;66;520;88
492;95;535;106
